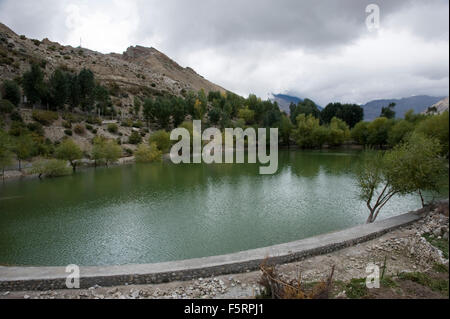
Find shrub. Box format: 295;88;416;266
107;123;118;134
345;278;368;299
148;130;171;153
10;111;23;122
31;158;72;178
135;143;162;163
121;119;133;127
124;148;134;156
86;116;102;125
8;121;27;136
73;124;86;135
32;110;59;126
128;131;142;145
0;99;14;114
64;129;73;136
132;121;143;128
27;122;44;136
86;124;93;131
62;121;72;129
63;113;83;124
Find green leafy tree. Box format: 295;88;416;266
384;133;447;207
380;103;396;119
194;89;208;120
208;107;222;125
0;131;14;178
134;96;142;117
327;117;350;146
321;103;363;128
67;73;81;110
78;68;95;111
357;134;447;223
351;121;369;146
91;137;122;167
13;133;35;171
0;99;15;114
171;96;186;127
387;119;414;147
238;107;255;125
149;130;171;153
1;80;21;106
154;97;172;129
54;138;83;171
135;142;162;163
143;98;155;127
279;115;293;147
292;114;324;148
22;63;46;105
49;68;69;109
290;99;321;123
102;140;122;166
414;111;449;155
94;85;111;116
367;117;393;148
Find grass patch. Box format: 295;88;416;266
398;272;448;296
423;233;449;259
345;278;368;299
380;276;398;288
432;263;449;274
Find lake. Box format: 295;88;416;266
0;150;446;266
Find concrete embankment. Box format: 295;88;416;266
1;203;443;292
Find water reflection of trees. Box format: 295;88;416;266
285;150;363;178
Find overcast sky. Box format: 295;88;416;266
0;0;448;105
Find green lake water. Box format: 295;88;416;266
0;150;447;266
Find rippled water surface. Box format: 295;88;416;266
0;150;446;266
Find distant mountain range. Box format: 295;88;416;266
270;94;323;114
362;95;446;121
271;93;446;120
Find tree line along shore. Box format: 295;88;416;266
0;63;448;188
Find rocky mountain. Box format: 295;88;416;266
423;97;449;115
362;95;445;121
0;22;225;103
0;21;229;159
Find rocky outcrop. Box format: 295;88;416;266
423;97;449;115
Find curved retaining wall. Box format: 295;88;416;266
0;207;430;291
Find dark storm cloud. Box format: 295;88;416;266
136;0;412;52
0;0;448;104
